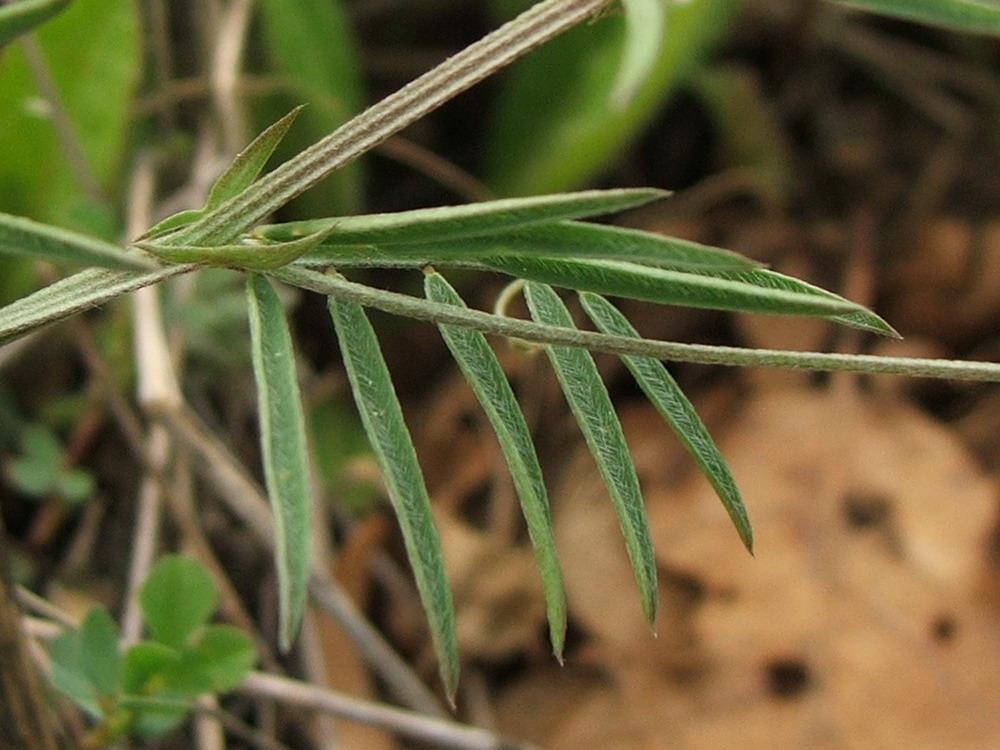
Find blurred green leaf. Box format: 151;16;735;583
688;65;794;204
0;0;139;223
78;607;123;696
484;0;742;195
328;291;460;701
258;0;364;215
246;275;313;650
613;0;666;107
48;606;122;715
0;0;72;48
7;423;94;504
140;556;218;649
832;0;1000;35
168;626;255;694
425;270;567;658
524;281;658;624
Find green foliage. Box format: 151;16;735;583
47;556;256;742
328;291;460;700
0;0;139;224
0;0;72;49
834;0;1000;35
247;274;313;650
5;0;1000;705
257;0;364;215
6;424;95;505
483;0;742;195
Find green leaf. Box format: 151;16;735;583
612;0;666;107
290;218;757;274
580;292;753;552
0;265;189;348
484;256;869;319
833;0;1000;35
523;282;657;624
706;268;900;337
122;641;179;695
206;107;304;210
256;189;667;246
171;625;255;694
140;556;218;649
47;606;122;715
78;607;123;697
424;270;567;658
246;274;313;650
140;209;206;242
49;627;102;717
484;0;741;195
327;291;459;700
0;212;153;269
0;0;139;222
141;225;337;271
0;0;72;48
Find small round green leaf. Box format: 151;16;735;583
140;556;218;649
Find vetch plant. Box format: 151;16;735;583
3;0;1000;709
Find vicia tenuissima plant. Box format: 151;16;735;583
3;0;1000;705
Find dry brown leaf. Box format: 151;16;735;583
499;379;1000;750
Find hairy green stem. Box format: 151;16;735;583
273;267;1000;382
169;0;612;245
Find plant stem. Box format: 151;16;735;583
274;267;1000;382
242;671;540;750
169;0;613;246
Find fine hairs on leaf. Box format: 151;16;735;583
424;269;568;659
524;281;658;624
246;274;312;650
328;290;460;702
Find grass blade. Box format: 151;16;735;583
487;256;868;319
524;281;657;624
424;270;567;658
327;292;459;700
255;188;667;246
246;274;313;650
0;213;154;270
0;266;189;347
580;292;753;552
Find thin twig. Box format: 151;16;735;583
242;671;542;750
